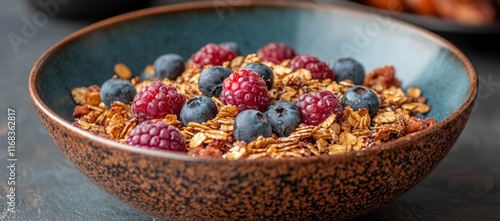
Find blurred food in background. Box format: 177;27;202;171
351;0;499;26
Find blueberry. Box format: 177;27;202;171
234;110;272;143
331;58;365;85
342;85;380;116
264;101;301;137
153;54;185;80
242;63;274;89
179;96;218;126
140;69;154;81
219;41;240;55
198;66;232;98
100;78;136;108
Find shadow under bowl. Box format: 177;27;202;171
29;1;477;220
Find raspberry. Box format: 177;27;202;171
126;120;185;152
295;90;343;125
220;69;269;112
192;43;237;69
291;55;335;80
131;81;186;122
257;42;296;64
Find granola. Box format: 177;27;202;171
72;51;434;159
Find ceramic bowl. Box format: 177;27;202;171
29;1;477;220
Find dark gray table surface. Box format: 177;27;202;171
1;0;499;220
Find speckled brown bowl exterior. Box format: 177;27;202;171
29;1;477;220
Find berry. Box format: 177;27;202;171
242;63;274;89
192;43;237;69
220;69;269;112
341;85;380;117
140;69;154;81
257;42;296;64
153;54;185;80
331;58;365;85
219;41;240;55
198;66;232;98
295;90;343;125
100;78;136;108
131;81;186;122
264;101;301;137
126;120;185;152
233;110;272;143
291;55;334;80
179;96;218;126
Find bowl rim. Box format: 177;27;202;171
29;0;478;163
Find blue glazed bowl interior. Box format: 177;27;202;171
35;3;472;123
